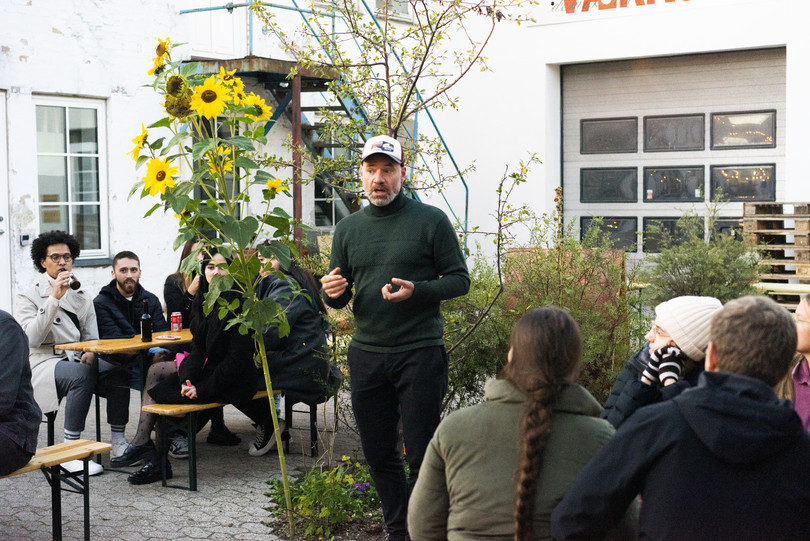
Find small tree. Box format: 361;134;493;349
640;203;761;305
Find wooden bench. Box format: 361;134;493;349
1;439;112;541
142;390;281;490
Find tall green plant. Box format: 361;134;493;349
131;39;300;532
640;202;761;305
503;191;636;402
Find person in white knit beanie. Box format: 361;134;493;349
601;295;722;429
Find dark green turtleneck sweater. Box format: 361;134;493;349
324;191;470;353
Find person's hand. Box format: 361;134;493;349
180;379;197;400
321;267;348;299
641;349;661;386
79;352;95;366
381;278;414;303
655;345;687;386
51;270;72;300
187;274;201;297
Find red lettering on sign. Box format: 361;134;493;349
581;0;600;11
600;0;617;9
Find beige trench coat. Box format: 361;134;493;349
14;273;98;414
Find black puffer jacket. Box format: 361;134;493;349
94;280;169;339
256;273;340;404
601;342;701;429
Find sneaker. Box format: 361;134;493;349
63;459;104;476
111;441;155;468
249;419;286;457
128;460;172;485
206;427;241;446
168;436;189;459
111;439;129;460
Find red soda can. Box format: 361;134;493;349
171;312;182;331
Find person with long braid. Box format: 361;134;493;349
407;307;638;540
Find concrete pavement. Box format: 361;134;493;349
0;390;364;540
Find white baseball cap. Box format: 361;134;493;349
361;135;403;165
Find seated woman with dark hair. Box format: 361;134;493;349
163;238;240;455
252;248;341;456
118;249;276;484
408;307;638;540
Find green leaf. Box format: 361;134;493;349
149;137;165;150
173;230;195;250
220;215;259;248
205;274;235;312
163;130;190;154
180;62;200;77
255;170;272;182
225;135;256;151
233;157;260;170
192;138;217;162
144;202;163;217
128;179;145;200
135;154;150;170
148;117;172;130
260;214;291;233
267;241;292;271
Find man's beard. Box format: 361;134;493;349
366;185;400;207
118;278;137;295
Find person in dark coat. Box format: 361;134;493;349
163;239;239;448
601;296;721;429
122;250;273;484
552;296;810;541
0;310;42;476
93;250;171;459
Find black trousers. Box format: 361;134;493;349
348;345;448;539
0;432;34;476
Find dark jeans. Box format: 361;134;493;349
348;345;448;540
0;432;34;476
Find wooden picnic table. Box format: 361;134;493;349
55;328;192;355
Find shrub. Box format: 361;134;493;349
640;205;761;305
266;456;381;539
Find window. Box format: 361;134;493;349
581;216;638;252
643;216;702;253
644;114;704;152
580;168;637;203
313;177;353;229
643;166;704;202
710;164;775;202
35;98;107;255
711;110;776;150
376;0;410;19
580;117;637;154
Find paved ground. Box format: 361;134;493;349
0;390;364;540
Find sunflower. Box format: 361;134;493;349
217;66;238;86
148;55;166;76
191;75;232;119
143;157;179;196
243;93;272;123
206;145;234;176
156;37;171;59
128;124;148;161
165;75;188;98
266;178;287;193
164;94;193;119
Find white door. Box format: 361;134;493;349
0;92;11;311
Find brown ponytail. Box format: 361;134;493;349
501;307;582;541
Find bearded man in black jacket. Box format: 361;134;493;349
93;251;170;460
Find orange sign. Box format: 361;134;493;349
561;0;691;14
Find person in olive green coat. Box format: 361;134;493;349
408;307;638;541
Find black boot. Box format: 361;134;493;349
128;459;172;485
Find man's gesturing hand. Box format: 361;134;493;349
382;278;414;303
321;267;348;299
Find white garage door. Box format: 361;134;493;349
562;47;786;254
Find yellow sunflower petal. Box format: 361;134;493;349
143;157;179;196
190;75;232;119
243;93;272;123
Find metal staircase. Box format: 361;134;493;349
180;1;468;240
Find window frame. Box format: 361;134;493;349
33;95;109;259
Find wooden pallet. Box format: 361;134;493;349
744;202;810;309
